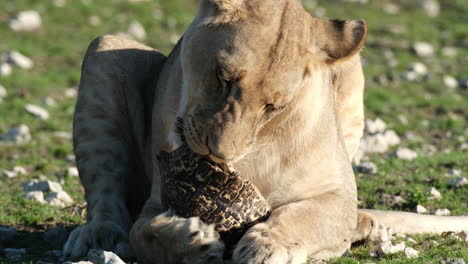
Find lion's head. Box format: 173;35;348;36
176;0;366;163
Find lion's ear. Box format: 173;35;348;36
311;19;367;64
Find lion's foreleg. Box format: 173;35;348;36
233;193;357;263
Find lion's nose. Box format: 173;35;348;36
207;138;236;163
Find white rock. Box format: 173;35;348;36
365;118;387;134
62;262;93;264
403;71;418;81
0;84;7;101
409;62;427;75
404;247;419;258
128;21;146;41
446;169;462;177
54;0;67;7
8;10;42;32
1;124;31;144
442;46;457;57
407;237;417;243
369;241;405;257
64;88;77;98
2;169;17;178
426;187;442;200
434;208;450;216
23;179;63;192
383;3;399;14
43;96;56;106
25;104;49;120
443;75;458;89
355;161;378;174
88;249;126;264
395;148;418;160
441;259;465;264
383;130;400;146
54;131;72;139
421;0;440;17
170;34;181;45
46;190;74;207
0;227;18;242
448;177;468;188
14;166;27;175
3;51;34;69
395;233;406;238
23;191;46;203
413;42;434;57
2;166;27;178
415;204;428;214
0;63;13;76
67;167;79;177
89;15;101;26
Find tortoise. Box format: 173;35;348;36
158;144;271;247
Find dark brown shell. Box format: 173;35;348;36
158;145;271;246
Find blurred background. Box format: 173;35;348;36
0;0;466;263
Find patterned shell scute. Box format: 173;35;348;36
158;145;271;233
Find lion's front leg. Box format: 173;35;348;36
233;193;357;263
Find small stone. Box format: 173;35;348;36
4;248;27;262
441;259;465;264
415;204;428;214
0;84;7;102
45;190;74;207
426;187;442;200
383;3;399;14
64;88;77;98
23;191;46;203
128;21;146;41
2;166;26;178
421;0;440;17
383;130;400;146
404;247;419;258
445;169;462;177
395;148;418;160
62;261;93;264
88;249;126;264
395;233;406;238
89;15;101;26
408;62;428;75
2;169;17;178
442;46;457;57
8;10;42;32
365;118;387;134
443;75;458;89
403;71;418;81
369;241;405;257
407;237;417;243
1;124;31;144
0;63;13;76
3;51;34;69
0;227;18;242
23;179;63;192
67;167;79;177
413;42;434;57
54;131;72;139
66;154;76;162
448;177;467;188
434;208;450;216
170;34;181;45
44;226;69;248
398;115;408;125
54;0;67;7
25;104;49;120
354;161;378;174
43;96;56;106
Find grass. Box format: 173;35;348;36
0;0;467;263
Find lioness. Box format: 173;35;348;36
64;0;468;263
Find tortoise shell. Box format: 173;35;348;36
158;145;271;246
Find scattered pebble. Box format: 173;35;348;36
413;42;434;57
395;147;418;160
407;237;417;244
54;0;67;7
2;166;27;178
4;248;27;262
383;3;399;14
45;190;74;207
23;179;63;192
0;63;13;76
43;96;56;106
2;51;34;69
54;131;72;139
445;169;462;177
64;88;78;98
128;21;146;41
170;34;181;45
8;10;42;32
404;247;419;258
1;124;31;144
443;75;458;89
0;226;18;242
44;225;69;248
23;191;46;203
25;104;50;120
415;204;428;214
67;167;79;177
434;208;450;216
365;118;387;134
354;161;378;174
369;241;405;257
0;84;7;102
383;130;400;146
442;46;457;57
88;249;126;264
441;259;465;264
457;230;468;242
421;0;440;17
89;15;101;26
426;187;442;200
447;177;467;188
408;62;428;76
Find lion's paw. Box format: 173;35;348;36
131;211;224;264
63;221;127;257
233;223;307;264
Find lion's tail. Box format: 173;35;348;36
360;209;468;235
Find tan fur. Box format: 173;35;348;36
64;0;468;263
